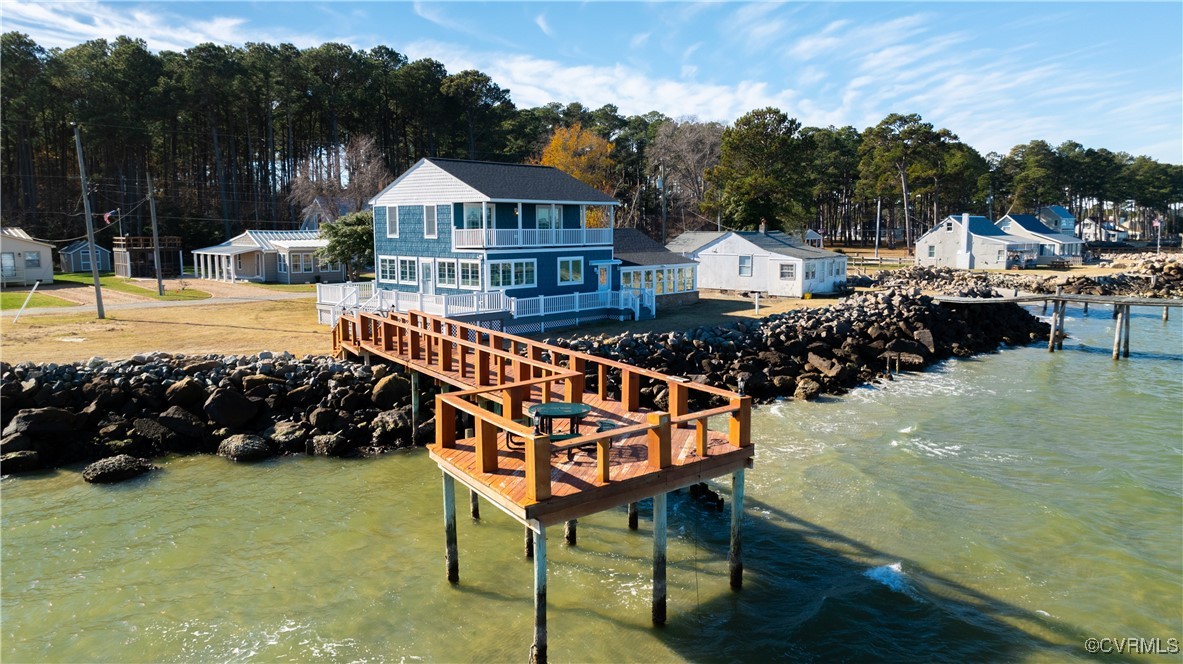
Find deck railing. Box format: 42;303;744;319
334;309;750;504
453;227;612;249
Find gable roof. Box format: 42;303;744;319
739;231;843;259
613;228;696;267
61;240;111;254
1000;215;1085;245
964;216;1010;237
376;158;618;205
194;230;323;254
1038;205;1074;220
0;227;54;248
666;231;727;254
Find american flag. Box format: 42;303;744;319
103;210;116;224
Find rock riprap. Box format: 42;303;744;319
0;352;424;478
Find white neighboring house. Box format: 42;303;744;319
0;227;54;287
192;230;346;284
1079;219;1128;243
667;228;848;297
915;213;1038;270
996;214;1086;265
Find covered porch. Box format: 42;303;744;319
192;246;264;282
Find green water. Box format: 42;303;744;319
3;305;1181;662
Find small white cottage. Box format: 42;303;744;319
667;229;847;297
0;227;54;287
192;230;345;284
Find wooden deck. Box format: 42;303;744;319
334;309;753;528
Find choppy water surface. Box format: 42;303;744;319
3;305;1181;662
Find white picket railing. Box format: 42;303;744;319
319;281;651;325
452;227;612;249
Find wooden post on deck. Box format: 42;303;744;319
530;526;548;664
564;519;577;545
647;412;671;469
1122;305;1131;358
652;492;668;625
442;473;459;584
565;357;586;403
623;369;641;411
729;396;752;448
730;469;745;590
476;416;498;473
525;434;552;502
597;363;609;401
628;502;639;530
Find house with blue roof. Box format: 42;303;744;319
915;214;1038;270
315;158;658;332
1036;205;1077;235
996;214;1085;265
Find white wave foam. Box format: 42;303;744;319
864;562;910;594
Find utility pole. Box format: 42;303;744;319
874;198;882;258
148;173;164;296
659;162;667;244
73;123;105;319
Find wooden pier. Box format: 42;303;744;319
333;309;753;662
935;292;1181;359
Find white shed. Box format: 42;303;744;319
667;230;847;297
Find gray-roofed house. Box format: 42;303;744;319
915;213;1038;270
1036;205;1077;235
192;230;345;284
614;228;698;309
317;157;649;332
667;227;848;297
1;227;54;287
58;239;112;273
996;214;1085;265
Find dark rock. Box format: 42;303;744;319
166;377;208;407
310;433;352;457
286;385;318;406
1;450;42;474
242;374;285;393
157;405;207;439
794;378;822;401
81;454;157;483
371;374;411;409
308;407;338;431
2;407;79;437
264;421;307;453
203;388;257;428
1;432;35;454
217;434;274;462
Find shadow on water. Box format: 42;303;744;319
558;491;1136;664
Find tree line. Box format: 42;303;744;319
3;32;1180;254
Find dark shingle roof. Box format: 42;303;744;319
965;216;1010;237
61;240;109;253
427;158;617;204
613;228;696;267
740;231;842;259
1005;214;1055;233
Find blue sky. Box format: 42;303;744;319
4;1;1180;163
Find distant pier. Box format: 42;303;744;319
934;292;1181;359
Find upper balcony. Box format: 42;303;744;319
453;227;613;250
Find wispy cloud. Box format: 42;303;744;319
534;13;553;38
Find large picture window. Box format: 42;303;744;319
557;257;582;285
489;259;536;288
459;260;481;288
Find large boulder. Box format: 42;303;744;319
165;377;208;408
263;421;307;453
203;389;258;428
310;433;352;457
371;374;411;409
81;455;157;484
2;407;79;437
157;406;207;440
1;450;42;474
217;434;273;462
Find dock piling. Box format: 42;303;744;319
1112;307;1125;360
628;502;639;530
564;519;577;546
530;527;548;664
652;492;667;626
525;526;534;559
443;474;459;584
469;490;480;520
730;469;745;590
1122;305;1131;358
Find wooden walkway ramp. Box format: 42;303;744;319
333;308;753;663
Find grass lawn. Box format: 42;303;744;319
55;272;211;301
0;291;77;310
250;282;318;293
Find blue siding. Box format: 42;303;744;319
486;248;611;298
373;203;477;296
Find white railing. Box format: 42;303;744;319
316;281;374;305
508;288;650;319
453;227;612;249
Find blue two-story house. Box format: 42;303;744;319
318;157;656;333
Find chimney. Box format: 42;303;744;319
758;220;766;234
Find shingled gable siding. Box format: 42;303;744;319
373;160;484;206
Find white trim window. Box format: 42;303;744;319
277;254;288;273
459;260;481;289
489;259;536;289
301;254;314;273
438;260;458;287
928;245;936;258
424;205;438;238
779;263;796;280
1;252;15;277
463;203;492;229
378;256;398;282
236;255;243;270
386;205;399;238
398;257;417;284
738;255;753;277
805;263;816;280
945;221;954;232
536;204;555;230
24;251;41;268
557;256;582;285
